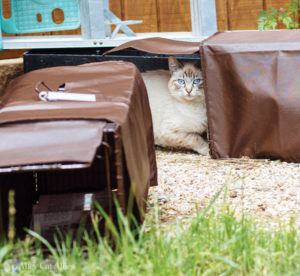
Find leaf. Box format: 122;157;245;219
258;24;264;31
289;0;298;12
270;7;278;16
257;10;268;20
283;16;293;28
215;256;241;269
25;228;59;260
0;246;11;263
271;21;278;30
258;20;267;31
256;2;300;31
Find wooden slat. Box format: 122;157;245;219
50;29;81;36
0;50;27;60
265;0;291;10
122;0;158;32
2;0;12;19
228;0;264;30
215;0;229;30
110;0;122;18
157;0;191;32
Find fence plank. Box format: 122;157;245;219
122;0;158;32
157;0;191;32
0;50;27;60
228;0;264;30
110;0;123;18
265;0;292;10
215;0;229;30
2;0;12;19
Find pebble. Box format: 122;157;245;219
149;149;300;228
230;190;238;198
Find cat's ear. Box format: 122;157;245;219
168;56;183;73
194;60;202;70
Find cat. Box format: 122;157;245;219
141;56;209;155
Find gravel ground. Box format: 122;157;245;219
148;149;300;228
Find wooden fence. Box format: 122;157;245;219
216;0;299;30
109;0;192;32
0;0;299;59
110;0;300;32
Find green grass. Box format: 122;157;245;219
0;192;299;275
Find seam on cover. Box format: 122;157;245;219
199;40;218;159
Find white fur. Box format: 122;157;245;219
142;69;209;155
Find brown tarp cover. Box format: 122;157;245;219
0;61;157;211
104;37;200;55
200;30;300;162
0;120;105;167
106;35;300;162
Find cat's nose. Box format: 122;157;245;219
187;89;192;94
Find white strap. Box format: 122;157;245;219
39;91;96;102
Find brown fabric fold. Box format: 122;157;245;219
200;30;300;162
103;37;200;55
0;120;105;167
0;61;158;212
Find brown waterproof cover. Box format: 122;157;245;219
104;37;200;55
106;36;300;162
0;120;106;167
0;61;157;211
200;30;300;162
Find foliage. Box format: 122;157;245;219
258;0;300;30
0;192;299;275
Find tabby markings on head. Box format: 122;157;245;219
168;56;204;102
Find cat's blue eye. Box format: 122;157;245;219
193;79;201;85
178;79;185;85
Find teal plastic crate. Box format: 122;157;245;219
0;0;80;34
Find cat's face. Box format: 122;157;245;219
168;56;204;102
